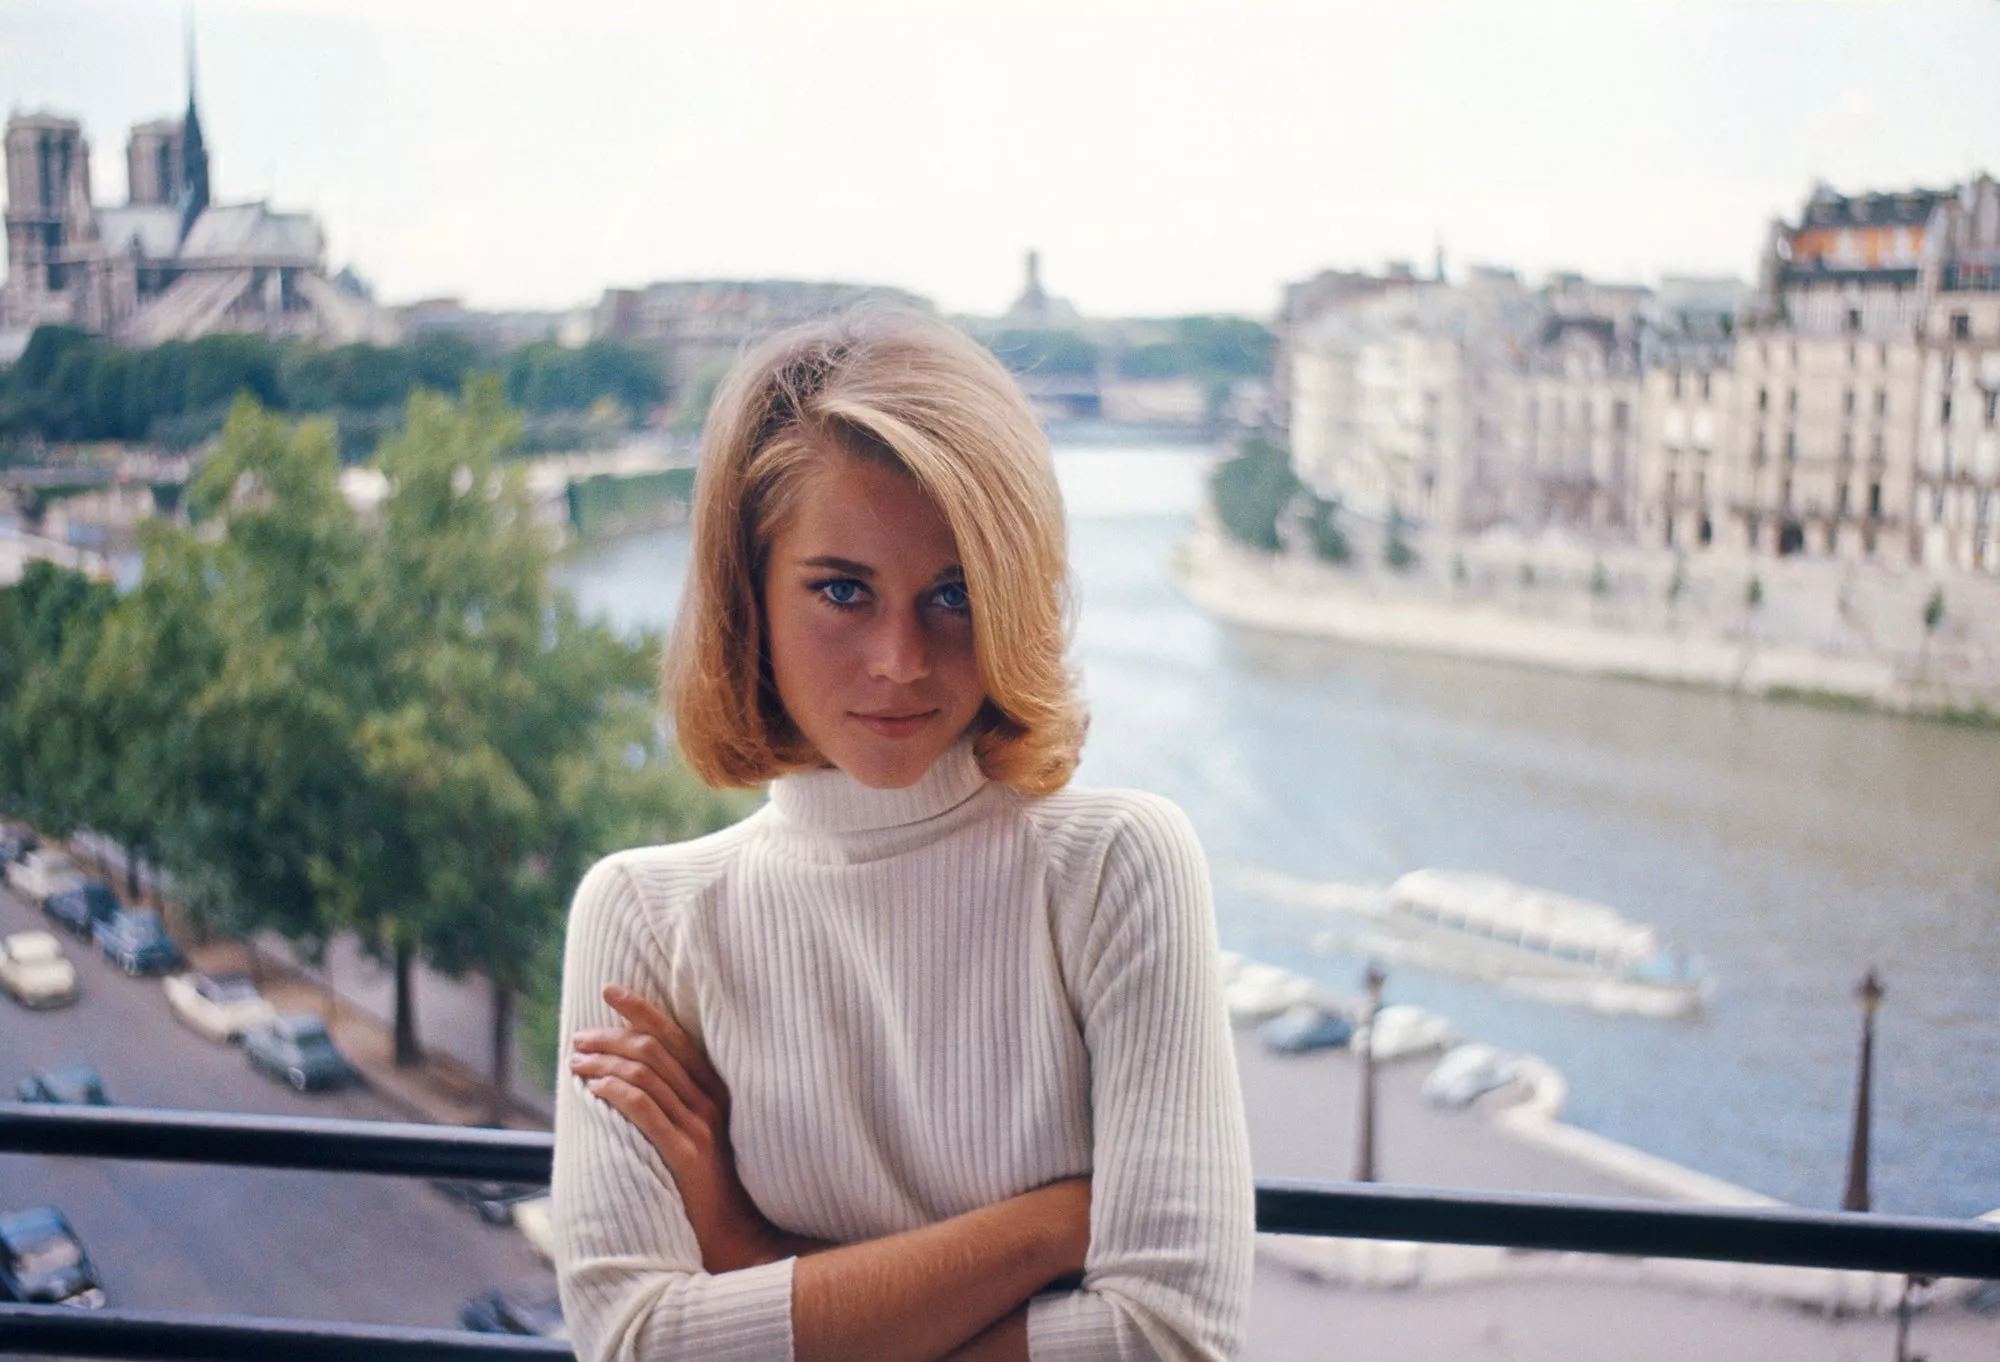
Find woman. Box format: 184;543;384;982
553;311;1254;1362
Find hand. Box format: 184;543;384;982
570;984;790;1273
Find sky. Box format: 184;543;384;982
2;0;1996;318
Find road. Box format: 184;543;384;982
0;881;554;1330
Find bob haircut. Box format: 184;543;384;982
667;309;1085;797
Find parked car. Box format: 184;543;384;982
430;1179;548;1227
0;823;37;864
43;882;120;940
16;1064;110;1106
1420;1042;1523;1109
458;1286;566;1337
510;1195;554;1264
1258;1003;1354;1055
243;1013;356;1092
5;848;82;907
163;971;278;1044
92;909;182;977
0;1206;104;1308
0;931;78;1009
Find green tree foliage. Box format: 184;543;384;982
1118;316;1274;381
0;325;667;457
0;387;733;1105
1384;509;1418;572
1210;433;1299;553
986;330;1100;377
1306;494;1350;564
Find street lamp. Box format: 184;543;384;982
1842;969;1884;1213
1354;962;1385;1184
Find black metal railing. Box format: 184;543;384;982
3;1103;1997;1360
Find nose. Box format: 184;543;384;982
868;606;932;685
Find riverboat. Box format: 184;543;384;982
1380;869;1708;1014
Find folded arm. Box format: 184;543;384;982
554;858;1087;1362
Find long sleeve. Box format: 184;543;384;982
1027;795;1257;1362
552;854;797;1362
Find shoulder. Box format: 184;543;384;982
1018;782;1204;878
567;811;771;951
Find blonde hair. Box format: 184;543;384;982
667;310;1084;796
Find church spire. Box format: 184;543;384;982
178;3;210;241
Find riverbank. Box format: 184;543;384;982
1174;525;2000;721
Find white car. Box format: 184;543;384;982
4;849;82;907
511;1194;555;1264
1421;1042;1523;1108
163;972;279;1043
0;932;77;1009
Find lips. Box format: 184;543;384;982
851;709;939;738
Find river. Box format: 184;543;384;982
558;442;2000;1220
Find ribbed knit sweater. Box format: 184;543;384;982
551;740;1255;1361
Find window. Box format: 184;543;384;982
1951;312;1971;341
1876;389;1888;417
1784;430;1796;460
1838;482;1850;517
1672;369;1683;399
1700;372;1712;402
1613;400;1630;433
1843;388;1855;415
1988;391;1998;427
1846;308;1863;334
1872;432;1885;461
1753;430;1767;464
1847;342;1858;367
1942;395;1953;425
1878;342;1889;367
1869;482;1883;518
1840;431;1852;461
1787;388;1798;413
1757;386;1769;412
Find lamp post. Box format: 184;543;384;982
1842;969;1884;1213
1353;962;1385;1184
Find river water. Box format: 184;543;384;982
559;443;2000;1220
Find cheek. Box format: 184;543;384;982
766;598;854;698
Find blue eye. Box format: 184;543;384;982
934;582;970;613
814;578;867;609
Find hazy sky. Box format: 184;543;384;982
3;0;1996;317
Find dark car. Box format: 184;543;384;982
459;1286;564;1337
16;1064;111;1106
43;882;120;939
91;909;182;976
0;1207;103;1309
243;1013;355;1092
431;1179;548;1227
0;823;36;865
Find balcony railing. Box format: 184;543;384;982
3;1103;1997;1360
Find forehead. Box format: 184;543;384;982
776;453;959;564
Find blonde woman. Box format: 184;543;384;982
554;311;1254;1361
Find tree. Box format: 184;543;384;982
1921;587;1945;674
1210;433;1298;553
1306;495;1351;564
1384;509;1417;572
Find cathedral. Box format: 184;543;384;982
0;52;386;358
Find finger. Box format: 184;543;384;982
588;1075;700;1173
604;989;730;1108
574;1052;708;1139
598;1029;724;1130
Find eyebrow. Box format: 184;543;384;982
796;556;963;584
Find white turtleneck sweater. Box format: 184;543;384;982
551;741;1255;1361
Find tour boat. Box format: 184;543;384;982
1379;869;1708;1013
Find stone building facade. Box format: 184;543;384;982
1283;175;1999;577
1;67;383;355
